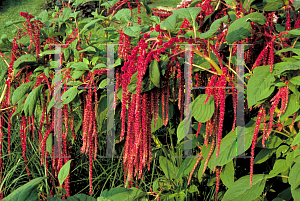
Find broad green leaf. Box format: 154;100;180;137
276;47;300;56
23;85;43;117
256;135;283;149
175;157;198;179
209;126;254;168
250;0;284;11
247;65;275;108
62;88;78;105
177;118;192;143
192;94;215;123
277;187;293;201
67;81;82;86
2;177;46;201
159;156;178;179
112;9;132;23
222;174;267;201
72;71;85;79
290;76;300;85
160;14;178;32
273;61;300;75
291;187;300;201
58;160;72;186
80;18;102;34
79;46;96;53
276;145;289;158
62;7;72;22
286;151;294;167
279;94;300;122
128;72;138;93
220;160;235;188
289;162;300;190
37;10;49;22
46;132;52;154
149;59;160;87
227;12;266;44
47;96;54;114
68;194;96;201
292;131;300;146
123;26;141;37
71;62;89;71
268;159;289;178
200;16;228;39
99;79;107;88
98;187;145;201
173;7;202;29
150;16;160;24
13;54;38;69
12;82;34;105
253;149;276;164
0;34;13;51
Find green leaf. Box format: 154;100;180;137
192;94;215;122
209;126;254;168
220;160;235;188
67;81;82;86
128;72;138;93
72;71;85;80
160;14;178;32
253;149;276;164
71;62;89;71
98;187;145;201
177;118;192;143
268;159;289;178
99;79;107;88
159;156;178;179
0;34;13;51
150;16;160;24
222;174;267;201
175;157;198;179
247;65;275;108
46;133;53;154
256;135;283;149
276;47;300;56
79;46;96;53
273;61;300;75
279;94;300;122
112;9;132;23
2;177;46;201
62;88;78;105
200;16;228;39
23;85;43;117
290;76;300;85
67;194;96;201
291;131;300;146
250;0;284;12
226;12;266;44
62;7;72;22
58;160;72;186
289;162;300;190
12;82;34;105
80;18;102;34
173;7;202;29
149;59;160;87
276;145;289;158
123;26;141;37
13;54;38;69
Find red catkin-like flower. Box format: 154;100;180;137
215;166;221;201
216;75;227;158
250;107;264;185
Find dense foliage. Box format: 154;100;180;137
0;0;300;200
